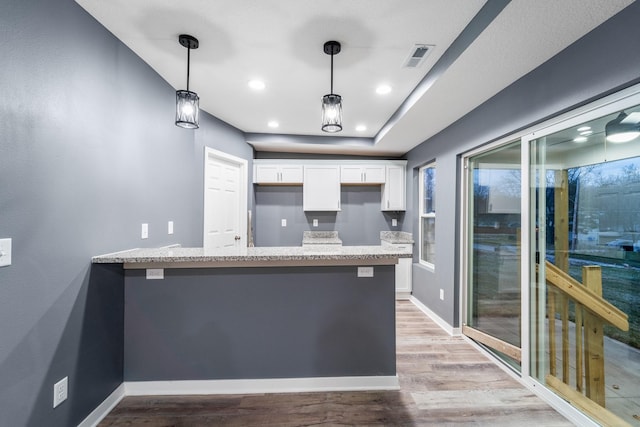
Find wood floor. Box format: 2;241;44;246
99;300;572;426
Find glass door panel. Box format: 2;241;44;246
529;105;640;426
465;140;522;369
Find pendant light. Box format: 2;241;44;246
175;34;200;129
605;111;640;143
321;41;342;133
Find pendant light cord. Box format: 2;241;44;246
186;46;191;92
330;51;334;95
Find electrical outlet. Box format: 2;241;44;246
146;268;164;280
141;223;149;239
281;219;287;227
168;221;174;235
313;219;318;227
357;266;374;277
53;377;68;408
439;289;444;300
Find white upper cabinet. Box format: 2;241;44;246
340;164;386;184
382;163;406;211
254;162;303;184
254;159;406;211
303;165;341;211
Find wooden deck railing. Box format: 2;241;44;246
542;260;630;426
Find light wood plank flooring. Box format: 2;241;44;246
99;300;572;426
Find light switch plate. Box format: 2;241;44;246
141;223;149;239
313;219;318;227
168;221;174;235
392;218;398;227
440;289;444;300
281;219;287;227
357;266;374;277
146;269;164;280
0;238;11;267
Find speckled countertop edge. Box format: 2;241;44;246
380;231;414;244
92;245;412;264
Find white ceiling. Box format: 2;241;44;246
75;0;633;156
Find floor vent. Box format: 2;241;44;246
403;44;434;68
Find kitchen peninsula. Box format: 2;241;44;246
92;244;410;392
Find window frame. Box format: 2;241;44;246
419;162;436;268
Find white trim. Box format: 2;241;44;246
77;383;125;427
418;162;436;268
458;156;468;333
395;291;411;300
520;135;531;381
124;376;400;396
77;376;398;426
409;296;461;336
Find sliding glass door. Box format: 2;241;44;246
461;84;640;426
464;140;522;369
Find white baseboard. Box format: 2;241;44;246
125;375;400;396
78;375;398;426
77;383;125;427
409;296;461;336
395;291;411;300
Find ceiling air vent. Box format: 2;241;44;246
403;44;434;68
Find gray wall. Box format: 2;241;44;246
0;0;251;426
254;186;404;246
405;2;640;327
124;266;396;380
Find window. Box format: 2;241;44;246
419;163;436;267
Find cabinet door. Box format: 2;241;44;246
254;165;280;183
303;165;341;211
279;165;303;184
341;164;386;183
340;165;364;183
363;165;386;183
395;257;413;297
382;165;406;210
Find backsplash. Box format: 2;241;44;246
254;186;405;246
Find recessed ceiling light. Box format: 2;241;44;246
577;126;591;132
580;130;593;135
267;120;279;128
355;124;367;132
573;136;588;143
248;79;266;90
376;84;392;95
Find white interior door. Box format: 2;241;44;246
204;148;247;249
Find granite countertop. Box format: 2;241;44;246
92;245;412;269
302;231;342;245
380;231;414;245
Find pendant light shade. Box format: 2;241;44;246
175;34;200;129
321;94;342;132
605;111;640;143
176;90;199;129
321;41;342;133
